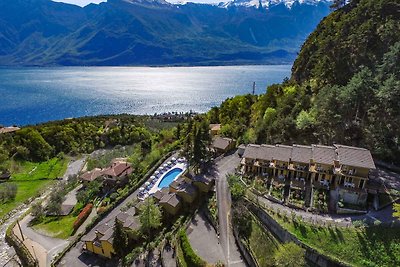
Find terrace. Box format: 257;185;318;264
138;157;188;200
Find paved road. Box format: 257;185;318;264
214;151;246;267
15;215;69;267
187;212;224;264
63;157;86;180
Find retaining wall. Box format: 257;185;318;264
246;200;348;267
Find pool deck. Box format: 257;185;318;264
148;162;187;195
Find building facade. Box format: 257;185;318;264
241;144;376;210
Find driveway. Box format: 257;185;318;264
14;215;69;267
213;151;246;267
187;212;224;264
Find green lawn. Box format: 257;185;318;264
32;214;77;239
269;209;400;267
0;157;69;219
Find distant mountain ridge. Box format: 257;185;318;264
222;0;331;9
0;0;331;66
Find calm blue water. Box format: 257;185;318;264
0;65;291;126
158;168;183;188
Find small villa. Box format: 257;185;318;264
79;161;133;188
241;143;377;212
209;124;221;136
211;136;236;155
82;206;139;259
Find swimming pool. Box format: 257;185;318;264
158;167;183;188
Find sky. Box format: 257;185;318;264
53;0;225;6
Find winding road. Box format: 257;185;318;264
214;151;246;267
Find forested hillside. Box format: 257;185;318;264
0;115;173;164
208;0;400;164
0;0;330;65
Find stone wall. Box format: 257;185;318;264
232;225;258;267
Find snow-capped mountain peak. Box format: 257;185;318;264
223;0;331;9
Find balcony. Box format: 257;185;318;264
275;164;288;170
313;179;330;190
272;175;286;186
291;177;306;189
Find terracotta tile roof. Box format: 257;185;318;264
311;145;336;165
334;144;376;169
80;168;103;182
273;144;292;162
160;193;181;208
291;145;312;164
102;162;133;178
212;137;234;150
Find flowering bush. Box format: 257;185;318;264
73;203;93;230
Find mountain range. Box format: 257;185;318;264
0;0;332;66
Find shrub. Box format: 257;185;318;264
73;203;93;230
0;183;18;203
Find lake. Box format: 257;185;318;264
0;65;291;126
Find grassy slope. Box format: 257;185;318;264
247;217;280;266
0;157;69;219
270;211;400;267
32;214;77;239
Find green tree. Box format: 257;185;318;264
113;217;129;257
0;183;18;203
31;202;44;222
16;128;53;161
273;242;306;267
139;198;162;239
227;174;245;201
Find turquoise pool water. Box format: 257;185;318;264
158;168;183;188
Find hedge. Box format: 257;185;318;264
178;229;206;267
73;203;93;230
